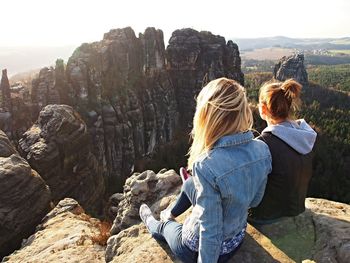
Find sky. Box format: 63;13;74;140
1;0;349;47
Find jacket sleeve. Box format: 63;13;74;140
251;135;271;207
250;176;268;207
194;162;223;263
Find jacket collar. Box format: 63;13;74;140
213;131;254;148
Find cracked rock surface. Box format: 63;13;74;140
0;130;51;259
2;198;105;263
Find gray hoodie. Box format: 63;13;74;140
262;119;317;155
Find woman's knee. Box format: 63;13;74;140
182;176;195;193
182;177;197;204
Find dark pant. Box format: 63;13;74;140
171;176;197;216
147;177;239;263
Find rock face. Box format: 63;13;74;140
18;104;105;214
274;54;308;85
0;70;13;138
0;130;51;259
63;27;180;188
31;67;59;108
2;198;105;263
31;59;70;118
302;199;350;262
5;27;243;193
0;69;11;110
0;69;33;140
167;28;244;124
0;130;17;156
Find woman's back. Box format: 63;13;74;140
250;130;313;220
183;131;271;242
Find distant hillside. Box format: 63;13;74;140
241;47;295;60
231;36;350;51
308;64;350;92
0;46;76;77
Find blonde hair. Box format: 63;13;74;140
187;77;253;169
259;79;302;120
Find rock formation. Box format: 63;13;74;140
0;110;11;138
31;67;59;108
167;28;244;124
0;70;13;139
106;222;297;263
3;169;349;262
0;69;11;111
31;59;70;118
18;104;105;214
273;54;308;85
63;27;180;189
109;169;182;235
0;130;17;156
0;69;33;141
21;27;244;192
256;198;350;263
105;170;350;263
0;130;51;259
2;198;105;263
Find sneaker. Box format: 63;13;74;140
179;167;190;183
160;206;175;222
139;204;153;226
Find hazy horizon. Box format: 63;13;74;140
2;33;350;77
1;0;349;47
1;35;350;50
1;0;350;76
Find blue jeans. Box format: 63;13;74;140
146;177;240;263
171;176;197;216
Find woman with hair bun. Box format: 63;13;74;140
249;79;317;224
139;77;272;263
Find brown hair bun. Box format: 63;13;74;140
281;79;302;100
259;79;302;120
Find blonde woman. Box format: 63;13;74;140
140;78;272;263
249;79;317;224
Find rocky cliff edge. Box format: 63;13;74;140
3;169;350;263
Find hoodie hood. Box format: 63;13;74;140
262;119;317;154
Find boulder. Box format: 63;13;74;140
2;198;105;263
109;169;182;235
274;54;308;85
0;130;51;259
18;104;105;215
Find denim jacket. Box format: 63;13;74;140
182;131;272;263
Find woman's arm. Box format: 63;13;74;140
194;162;223;263
250;176;268;208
